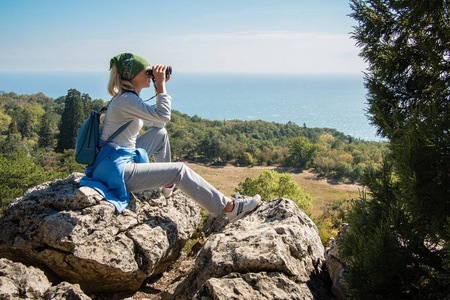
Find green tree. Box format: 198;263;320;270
237;169;312;212
90;98;106;112
1;133;26;155
0;109;12;134
340;1;450;298
236;152;254;166
38;112;55;148
7;120;19;135
1;121;27;155
0;151;66;208
198;131;221;160
20;109;34;139
286;137;320;169
81;93;105;116
56;89;85;153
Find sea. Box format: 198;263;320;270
0;72;384;142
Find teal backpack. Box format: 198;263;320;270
75;106;132;165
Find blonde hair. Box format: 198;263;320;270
107;64;135;97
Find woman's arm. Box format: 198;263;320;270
113;93;171;124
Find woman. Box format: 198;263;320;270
80;53;260;222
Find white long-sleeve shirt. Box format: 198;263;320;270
100;92;172;149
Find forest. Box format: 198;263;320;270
0;89;387;211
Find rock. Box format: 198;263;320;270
325;224;349;300
201;211;229;237
166;198;332;299
44;282;92;300
196;272;315;300
330;265;348;300
0;258;51;299
0;258;91;300
0;173;202;294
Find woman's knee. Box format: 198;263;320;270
155;127;168;139
173;162;194;179
138;126;168;141
174;162;186;172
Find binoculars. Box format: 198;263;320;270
146;66;172;79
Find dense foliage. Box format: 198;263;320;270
340;1;450;298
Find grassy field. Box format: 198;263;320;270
183;161;362;219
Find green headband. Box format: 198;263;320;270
110;53;149;81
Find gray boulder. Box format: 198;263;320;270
0;258;90;300
44;281;92;300
166;198;332;299
0;258;51;299
0;173;201;294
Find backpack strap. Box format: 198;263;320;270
98;106;108;115
98;119;133;150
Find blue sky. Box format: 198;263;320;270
0;0;365;74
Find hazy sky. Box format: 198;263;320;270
0;0;366;74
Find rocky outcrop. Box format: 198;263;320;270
0;173;201;294
0;173;334;298
0;258;91;299
165;198;332;299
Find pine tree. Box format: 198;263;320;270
1;120;26;155
56;89;85;152
340;1;450;298
38;112;55;148
20;109;34;138
8;120;19;135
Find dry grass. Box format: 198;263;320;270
183;161;363;219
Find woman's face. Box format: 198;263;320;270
131;66;152;92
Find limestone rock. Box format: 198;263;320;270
0;173;201;294
0;258;91;300
201;211;229;237
196;272;314;300
44;281;92;300
0;258;51;299
166;198;332;299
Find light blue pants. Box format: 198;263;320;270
123;127;228;216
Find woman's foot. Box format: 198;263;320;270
225;192;261;223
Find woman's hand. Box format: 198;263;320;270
152;64;169;95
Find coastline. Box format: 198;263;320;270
0;72;382;141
